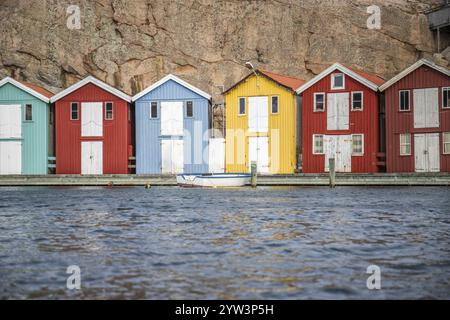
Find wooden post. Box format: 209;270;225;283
251;161;257;188
329;158;336;188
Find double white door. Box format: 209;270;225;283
81;141;103;175
0;104;22;174
81;103;103;137
414;133;440;172
413;88;439;128
248;97;268;133
324;135;352;173
327;93;349;130
161;139;184;174
248;136;269;173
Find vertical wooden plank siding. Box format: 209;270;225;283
302;70;380;173
225;75;297;174
55;83;131;174
0;83;49;174
385;65;450;172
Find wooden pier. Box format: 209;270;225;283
0;173;449;187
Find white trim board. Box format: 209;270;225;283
379;59;450;92
295;63;380;94
0;77;50;103
131;74;212;102
50;76;131;103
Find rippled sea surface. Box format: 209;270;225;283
0;186;449;299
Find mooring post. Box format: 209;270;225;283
329;158;336;188
251;161;257;188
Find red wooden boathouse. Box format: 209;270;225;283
380;59;450;173
51;76;132;174
296;63;385;173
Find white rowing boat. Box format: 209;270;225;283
176;173;251;187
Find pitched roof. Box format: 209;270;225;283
296;63;384;93
0;77;52;103
223;69;305;94
50;76;131;103
132;74;212;101
379;59;450;91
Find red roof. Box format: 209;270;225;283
258;69;306;91
344;65;385;86
18;80;54;98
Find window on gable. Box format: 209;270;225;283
150;102;158;119
352;134;364;155
332;73;345;89
351;92;363;111
271;96;279;114
105;102;113;120
186;101;193;118
25;104;33;121
313;135;324;154
399;90;410;111
239;97;246;115
400;134;411;156
314;93;325;112
71;102;79;120
443;87;450;109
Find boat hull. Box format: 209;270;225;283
177;174;251;187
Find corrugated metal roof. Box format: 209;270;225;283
344;65;385;87
18;80;54;98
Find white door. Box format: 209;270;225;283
161;139;184;174
208;138;225;173
414;88;439;128
414;133;440;172
248;97;268;133
81;141;103;175
0;104;22;139
327;93;349;130
81;103;103;137
324;135;352;172
160;101;184;136
0;141;22;174
248;136;269;173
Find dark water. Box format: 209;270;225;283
0;186;449;299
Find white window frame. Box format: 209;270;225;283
312;134;324;155
443;132;450;155
331;73;345;90
271;96;279;114
186;100;194;118
150;101;158;119
399;90;410;112
70;102;79;120
313;93;325;112
443;87;450;109
351;134;364;156
104;102;114;121
238;97;246;116
351;91;364;111
399;133;411;156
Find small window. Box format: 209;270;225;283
25;104;32;121
313;135;324;154
400;134;411;156
271;96;279;114
70;102;79;120
150;102;158;119
105;102;113;120
332;73;345;89
352;134;364;155
351;92;363;111
443;87;450;109
186;101;193;117
238;97;246;115
443;132;450;155
314;93;325;112
399;90;410;111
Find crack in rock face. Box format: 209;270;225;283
0;0;447;99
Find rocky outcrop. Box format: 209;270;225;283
0;0;446;99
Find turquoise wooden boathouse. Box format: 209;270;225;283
132;74;212;174
0;77;53;175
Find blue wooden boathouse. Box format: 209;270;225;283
132;74;212;174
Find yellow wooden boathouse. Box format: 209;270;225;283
224;69;305;174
